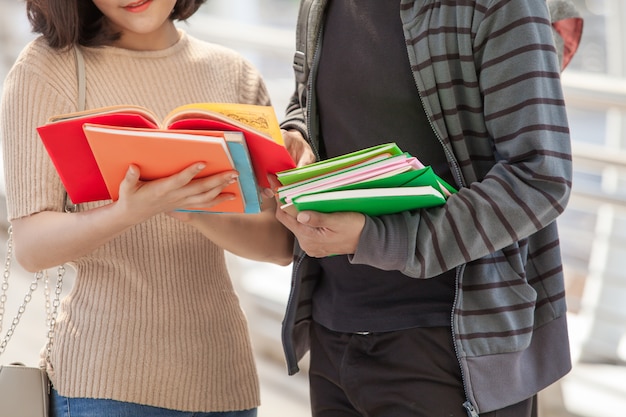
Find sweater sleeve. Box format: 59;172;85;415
1;44;76;220
237;57;273;107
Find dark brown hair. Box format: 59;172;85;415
26;0;207;49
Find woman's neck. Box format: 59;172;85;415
111;20;180;51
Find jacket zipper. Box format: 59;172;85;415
284;9;326;375
412;73;477;416
403;16;475;414
283;251;307;375
463;400;480;417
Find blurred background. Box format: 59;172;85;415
1;1;625;416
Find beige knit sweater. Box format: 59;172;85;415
1;30;268;412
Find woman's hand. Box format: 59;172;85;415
117;163;239;223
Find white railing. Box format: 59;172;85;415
559;71;626;365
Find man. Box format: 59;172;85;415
277;1;583;416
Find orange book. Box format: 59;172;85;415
83;124;245;213
37;103;295;205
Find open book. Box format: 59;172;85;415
37;102;296;211
276;143;456;216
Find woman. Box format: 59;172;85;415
1;1;293;416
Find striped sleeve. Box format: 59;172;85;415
353;0;572;278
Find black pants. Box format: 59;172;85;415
309;322;537;417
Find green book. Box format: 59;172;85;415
325;166;456;197
277;153;419;204
276;143;457;216
276;142;403;185
290;186;446;216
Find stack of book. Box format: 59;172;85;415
37;102;296;214
276;143;456;216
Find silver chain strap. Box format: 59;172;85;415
0;226;64;358
0;229;11;334
45;265;64;362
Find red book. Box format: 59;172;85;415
37;103;295;205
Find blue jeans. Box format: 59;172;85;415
50;388;258;417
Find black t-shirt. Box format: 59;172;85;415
312;0;456;332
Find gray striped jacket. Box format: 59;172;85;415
280;0;581;414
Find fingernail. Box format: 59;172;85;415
297;212;310;223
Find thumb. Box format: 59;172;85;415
119;164;140;195
296;211;328;227
125;164;140;180
296;211;311;224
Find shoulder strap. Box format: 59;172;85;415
75;46;86;112
293;0;314;84
63;46;86;213
0;227;65;360
293;0;328;85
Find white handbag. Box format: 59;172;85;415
0;363;51;417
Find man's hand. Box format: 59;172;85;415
276;130;364;257
275;207;365;257
282;129;316;167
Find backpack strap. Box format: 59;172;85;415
293;0;328;86
293;0;314;85
293;0;312;84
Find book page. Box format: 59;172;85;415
47;104;159;125
165;103;284;144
